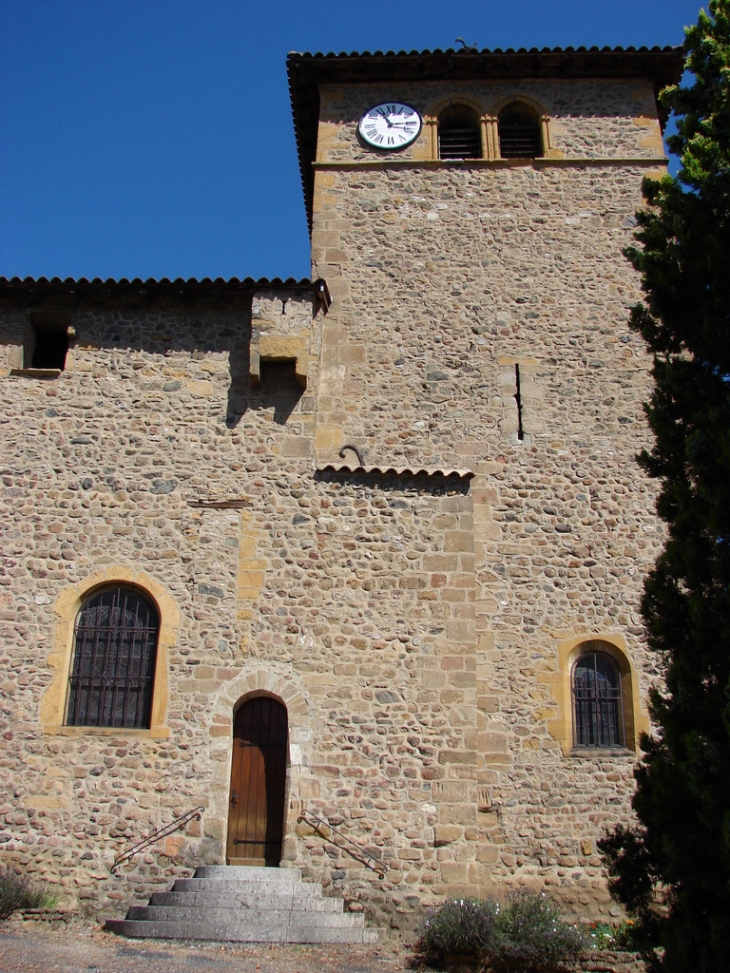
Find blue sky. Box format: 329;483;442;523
0;0;703;282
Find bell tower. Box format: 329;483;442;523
287;45;683;912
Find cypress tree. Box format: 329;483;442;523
598;4;730;971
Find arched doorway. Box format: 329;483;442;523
226;696;288;866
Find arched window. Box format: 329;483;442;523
498;105;542;158
65;586;159;728
573;651;624;748
438;105;481;160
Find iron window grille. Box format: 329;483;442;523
438;107;481;160
66;586;159;729
573;651;624;748
498;108;542;158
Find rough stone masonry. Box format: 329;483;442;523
0;44;683;927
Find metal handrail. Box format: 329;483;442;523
297;809;386;879
111;806;205;875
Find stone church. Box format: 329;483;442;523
0;42;683;927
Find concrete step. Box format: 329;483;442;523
126;906;363;927
149;891;342;912
171;877;323;896
194;865;302;882
105;918;376;945
105;864;381;945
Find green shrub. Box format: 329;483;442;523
416;891;587;972
416;897;498;958
0;866;55;919
489;891;586;972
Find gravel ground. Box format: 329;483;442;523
0;920;420;973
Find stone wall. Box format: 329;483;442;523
0;288;322;913
0;72;669;929
0;286;478;924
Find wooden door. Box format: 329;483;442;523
226;696;288;866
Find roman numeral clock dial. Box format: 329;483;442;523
357;102;422;150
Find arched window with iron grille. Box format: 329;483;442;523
65;586;159;728
572;650;624;748
438;105;481;160
498;105;542;159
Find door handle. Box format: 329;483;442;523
230;790;238;807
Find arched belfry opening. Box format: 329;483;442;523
438;105;481;159
227;695;289;866
498;104;542;158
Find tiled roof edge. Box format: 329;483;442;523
0;276;331;309
0;274;326;289
288;43;682;59
318;463;474;480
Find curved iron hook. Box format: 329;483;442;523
339;444;364;466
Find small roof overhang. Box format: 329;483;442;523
0;276;331;312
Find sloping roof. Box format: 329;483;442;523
287;44;685;226
0;276;331;310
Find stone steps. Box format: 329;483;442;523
106;919;378;944
148;892;343;911
127;905;359;924
105;865;379;944
196;865;307;880
171;878;319;894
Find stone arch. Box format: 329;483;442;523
544;632;649;754
210;665;310;730
427;93;485;118
489;92;546;119
41;566;178;738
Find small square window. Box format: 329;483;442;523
26;317;72;371
259;359;300;393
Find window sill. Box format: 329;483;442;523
569;747;634;758
43;723;170;739
10;368;62;379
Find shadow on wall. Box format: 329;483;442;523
0;280;323;430
228;360;304;427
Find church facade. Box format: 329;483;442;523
0;43;682;924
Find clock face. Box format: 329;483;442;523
358;102;422;151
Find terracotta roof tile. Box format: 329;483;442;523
0;276;331;310
319;463;474;481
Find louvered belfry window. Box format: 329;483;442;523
438;106;481;160
573;651;624;748
498;106;542;158
66;586;159;728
